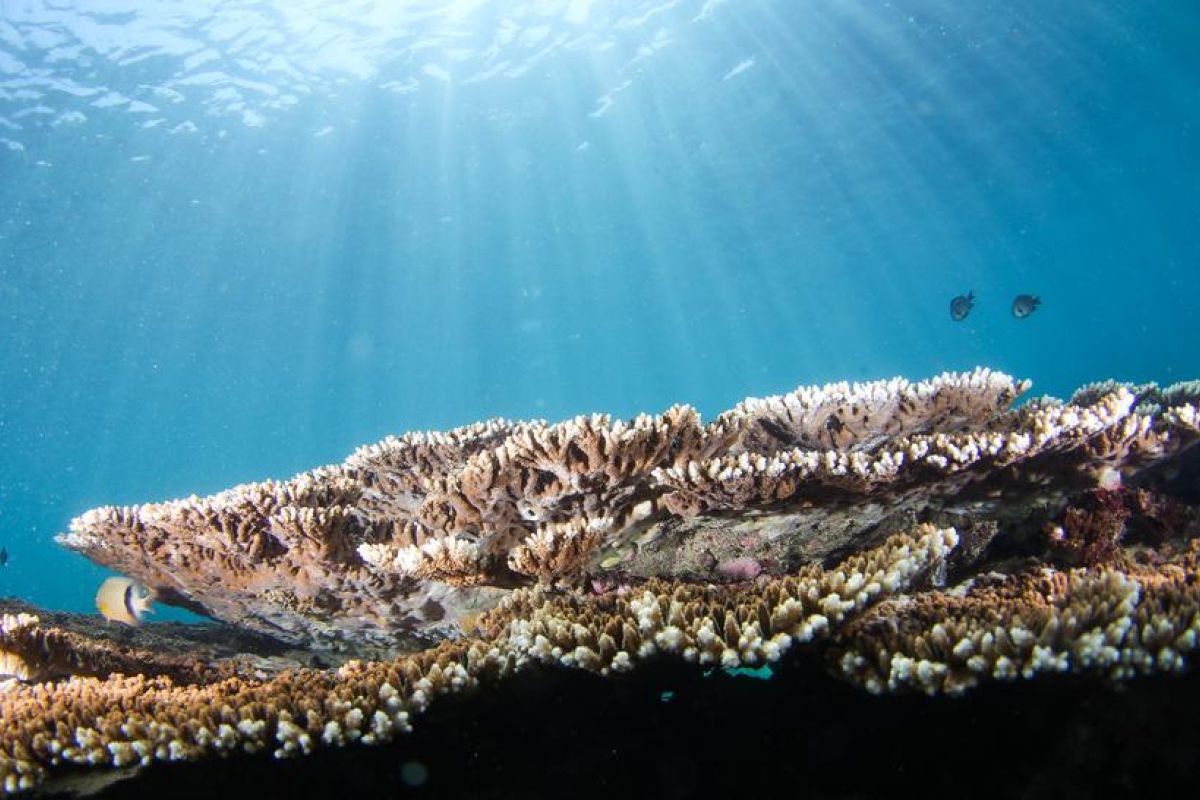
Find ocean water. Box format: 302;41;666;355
0;0;1197;617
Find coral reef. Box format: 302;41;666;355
0;525;955;793
835;538;1200;695
0;599;334;684
56;369;1200;651
2;368;1196;794
0;611;231;687
1045;488;1132;566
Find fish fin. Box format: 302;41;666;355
132;589;156;616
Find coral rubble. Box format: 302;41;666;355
1;368;1196;794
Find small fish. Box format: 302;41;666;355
1012;294;1041;319
950;291;975;321
0;547;7;566
95;576;156;626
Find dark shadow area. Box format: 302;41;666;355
43;652;1199;800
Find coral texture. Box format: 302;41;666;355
835;539;1200;695
56;369;1200;651
1;368;1198;794
0;612;235;686
0;525;954;794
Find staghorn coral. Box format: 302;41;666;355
56;369;1200;651
0;525;955;794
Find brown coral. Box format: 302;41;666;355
652;383;1172;515
1046;488;1131;566
713;367;1030;454
55;369;1200;651
0;526;956;794
482;523;958;672
0;612;235;686
834;540;1200;695
5;368;1200;795
0;640;476;794
506;517;618;581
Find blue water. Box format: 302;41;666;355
1;1;1198;616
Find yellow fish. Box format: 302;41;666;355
95;576;156;626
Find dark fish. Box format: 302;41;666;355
949;291;975;321
0;547;6;566
1012;294;1041;319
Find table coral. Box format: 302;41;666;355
834;539;1200;695
56;369;1200;650
3;367;1195;794
0;525;954;793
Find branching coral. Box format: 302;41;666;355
6;368;1200;795
0;640;474;793
12;514;1199;793
652;384;1170;515
483;523;958;672
713;367;1029;454
1045;489;1131;566
55;369;1200;651
0;612;234;686
834;540;1200;695
0;525;955;794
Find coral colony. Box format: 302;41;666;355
2;368;1199;793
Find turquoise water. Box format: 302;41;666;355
1;1;1197;616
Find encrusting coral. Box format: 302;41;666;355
3;368;1196;794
